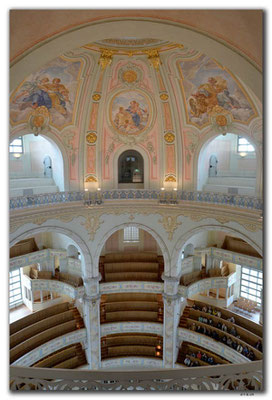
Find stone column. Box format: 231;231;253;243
82;276;101;369
162;275;184;368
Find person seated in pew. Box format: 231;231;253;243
232;341;238;350
242;346;249;357
208;318;213;326
207;356;214;365
221;335;227;344
201;353;208;362
237;344;243;353
208;306;212;314
190;352;196;358
221;323;228;332
255;340;262;352
191;322;196;331
217;311;222;318
227;316;235;324
202;305;208;313
217;321;222;330
198;316;203;323
248;350;255;361
184;356;191;366
191;360;199;367
206;328;211;337
196;325;203;334
196;350;202;359
211;330;219;340
227;337;233;347
202;317;208;324
230;326;237;337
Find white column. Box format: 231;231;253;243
162;275;183;368
82;276;101;369
40;290;43;303
59;257;68;273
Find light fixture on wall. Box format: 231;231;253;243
13;153;22;159
239;152;247;158
160;187;165;191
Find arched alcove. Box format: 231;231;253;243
10;225;93;278
172;225;262;278
112;145;150;189
196;133;257;196
9;133;66;196
118;150;144;188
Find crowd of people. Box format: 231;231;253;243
189;303;261;361
183;349;217;367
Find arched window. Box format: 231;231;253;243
118;150;144;184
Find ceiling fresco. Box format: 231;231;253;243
10;56;83;131
178;54;258;128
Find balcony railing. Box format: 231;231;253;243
10;360;262;391
9;190;263;211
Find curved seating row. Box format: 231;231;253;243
32;343;87;369
101;333;163;360
99;252;164;283
100;293;163;324
191;300;263;338
179;305;262;361
177;341;230;367
10;302;70;335
10;302;84;364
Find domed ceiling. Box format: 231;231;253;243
9;37;261;190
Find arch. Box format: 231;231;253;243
171;225;263;277
10;18;261;101
112;144;150;189
67;244;80;259
183;243;195;258
118;150;144;185
193;128;262;196
10;225;93;278
93;222;171;277
9;128;70;192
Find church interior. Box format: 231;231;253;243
9;9;263;391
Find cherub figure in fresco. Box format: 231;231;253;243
13;78;52;110
189;76;240;118
13;77;70;116
114;107;135;131
126;100;148;128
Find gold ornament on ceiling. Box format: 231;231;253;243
122;69;138;84
85;175;98;182
98;48;115;70
164;132;175;143
29;106;50;135
215;114;228;127
145;49;162;71
92;93;101;101
165;175;176;182
160;93;169;101
86;132;97;144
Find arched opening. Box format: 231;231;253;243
9;230;88;317
118;150;144;188
9;133;65;197
176;229;262;315
197;133;257;195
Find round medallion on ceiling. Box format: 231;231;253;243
109;89;154;138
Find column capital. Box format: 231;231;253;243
83;293;101;305
161;273;180;296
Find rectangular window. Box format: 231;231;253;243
9;268;23;308
9;136;24;154
124;227;139;243
240;266;262;306
237;136;255;153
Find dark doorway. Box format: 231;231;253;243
118;150;144;184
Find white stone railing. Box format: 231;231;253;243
194;247;263;269
9;189;263;211
101;357;163;369
10;360;262;391
11;328;87;367
21;275;85;300
100;281;163;294
10;248;67;269
178;273;236;298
